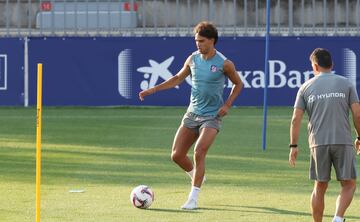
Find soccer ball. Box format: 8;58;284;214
130;185;154;209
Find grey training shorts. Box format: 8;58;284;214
310;145;357;182
181;112;222;134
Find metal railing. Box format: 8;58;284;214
0;0;360;37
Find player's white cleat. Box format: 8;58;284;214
181;198;198;210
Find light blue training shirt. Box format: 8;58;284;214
187;50;227;117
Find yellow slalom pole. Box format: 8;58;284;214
35;63;43;222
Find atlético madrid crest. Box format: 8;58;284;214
210;65;217;72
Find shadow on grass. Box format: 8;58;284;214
215;205;360;220
1;146;300;187
148;208;200;214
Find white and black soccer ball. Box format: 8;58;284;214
130;185;154;209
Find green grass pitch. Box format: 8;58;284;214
0;107;359;221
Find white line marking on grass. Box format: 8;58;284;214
1;115;291;120
69;189;85;193
1;115;181;119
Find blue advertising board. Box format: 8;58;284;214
28;37;194;106
21;36;360;106
0;38;24;105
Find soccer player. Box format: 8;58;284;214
139;21;243;210
289;48;360;222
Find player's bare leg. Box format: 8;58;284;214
171;126;198;172
193;127;217;187
333;179;356;222
182;127;218;210
311;181;328;222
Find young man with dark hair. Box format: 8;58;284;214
289;48;360;222
139;21;243;210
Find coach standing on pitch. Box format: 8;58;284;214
289;48;360;222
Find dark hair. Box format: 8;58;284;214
309;48;333;68
193;21;218;45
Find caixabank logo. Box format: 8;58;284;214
118;49;191;99
343;48;357;88
118;49;132;99
117;48;358;99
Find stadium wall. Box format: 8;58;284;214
0;37;359;106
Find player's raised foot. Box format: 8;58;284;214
332;217;346;222
181;198;197;210
202;176;206;185
189;176;206;185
